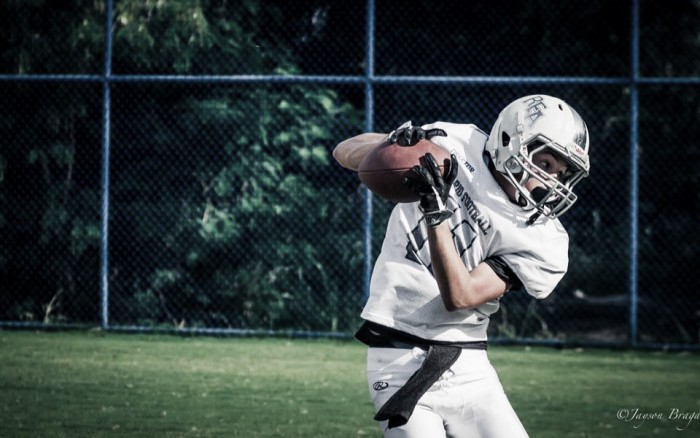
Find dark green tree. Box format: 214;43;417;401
0;0;364;331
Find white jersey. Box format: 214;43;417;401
360;122;569;342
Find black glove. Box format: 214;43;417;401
404;153;458;228
387;121;447;147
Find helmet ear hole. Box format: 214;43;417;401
501;132;510;147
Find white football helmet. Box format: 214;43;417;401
486;95;590;220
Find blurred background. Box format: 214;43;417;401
0;0;698;349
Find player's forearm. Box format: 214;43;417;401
333;133;386;171
428;224;476;311
428;224;506;311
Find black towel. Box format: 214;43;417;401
374;345;462;429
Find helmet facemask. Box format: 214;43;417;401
502;137;588;219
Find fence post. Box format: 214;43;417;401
628;0;640;347
362;0;376;302
100;0;115;330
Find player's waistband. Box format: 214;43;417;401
355;320;487;350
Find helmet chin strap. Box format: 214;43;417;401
525;186;550;226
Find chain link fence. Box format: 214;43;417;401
1;0;698;348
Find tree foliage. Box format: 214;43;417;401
0;0;364;330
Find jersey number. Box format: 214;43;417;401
404;216;476;272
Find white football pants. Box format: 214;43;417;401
366;347;529;438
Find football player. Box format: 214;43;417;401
333;95;590;437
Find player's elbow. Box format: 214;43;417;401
440;284;499;311
332;143;351;169
443;301;477;312
440;293;479;312
443;301;465;312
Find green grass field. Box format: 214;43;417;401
0;331;697;437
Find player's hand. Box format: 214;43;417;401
387;121;447;147
403;153;458;227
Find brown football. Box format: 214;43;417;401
358;139;451;203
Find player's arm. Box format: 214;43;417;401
333;133;386;171
333;122;448;171
405;152;513;310
428;225;510;310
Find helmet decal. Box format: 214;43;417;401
570;107;589;150
523;95;548;127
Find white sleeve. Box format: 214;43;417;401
501;228;569;300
